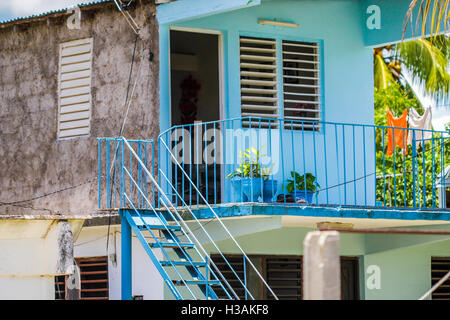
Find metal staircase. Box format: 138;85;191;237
98;137;278;300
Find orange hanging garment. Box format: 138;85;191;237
386;109;409;155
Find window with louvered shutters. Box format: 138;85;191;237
282;41;320;130
265;256;302;300
239;37;278;128
58;38;93;139
210;254;247;299
239;36;321;130
54;256;109;300
55;275;66;300
431;257;450;300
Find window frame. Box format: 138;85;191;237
57;37;94;140
238;31;324;130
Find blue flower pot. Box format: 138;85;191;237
241;178;263;202
290;190;315;204
231;179;248;202
263;180;278;202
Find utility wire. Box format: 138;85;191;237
113;0;141;35
0;178;97;208
107;33;145;253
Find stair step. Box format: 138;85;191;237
172;280;221;286
138;224;181;231
149;242;195;249
129;214;180;231
160;260;206;267
129;214;159;226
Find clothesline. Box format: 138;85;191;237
385;106;433;155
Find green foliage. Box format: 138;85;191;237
227;147;269;179
286;172;320;194
374;85;450;207
397;39;450;103
375;133;450;208
374;36;450;105
374;83;422;127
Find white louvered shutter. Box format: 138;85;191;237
282;40;320;130
239;36;278;127
58;38;93;139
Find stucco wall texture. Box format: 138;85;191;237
0;2;159;217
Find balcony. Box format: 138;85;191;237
98;117;450;221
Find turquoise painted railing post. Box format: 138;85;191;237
244;255;247;300
121;210;132;300
412;131;417;209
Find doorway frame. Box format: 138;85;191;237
168;26;226;204
168;26;226;126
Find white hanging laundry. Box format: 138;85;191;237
407;107;432;148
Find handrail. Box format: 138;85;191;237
120;137;238;300
157;116;449;211
158;169;255;299
419;271;450;300
159;116;450;137
158;136;280;300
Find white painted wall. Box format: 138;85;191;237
0;219;84;300
0;277;55;300
74;224;164;300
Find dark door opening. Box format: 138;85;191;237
170;30;220;125
169;30;222;205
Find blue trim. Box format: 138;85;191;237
176;203;450;222
120;212;132;301
157;0;261;25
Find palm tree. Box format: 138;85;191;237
374;35;450;104
403;0;449;39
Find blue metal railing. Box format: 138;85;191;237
98;138;155;209
158;117;449;211
98;136;278;300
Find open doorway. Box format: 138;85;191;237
169;29;223;205
170;30;221;125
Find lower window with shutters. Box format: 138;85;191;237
55;275;67;300
54;256;109;300
264;256;302;300
210;254;247;299
431;257;450;300
210;254;359;300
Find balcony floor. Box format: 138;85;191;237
145;202;450;228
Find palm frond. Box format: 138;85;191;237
397;38;450;103
374;51;396;90
403;0;450;39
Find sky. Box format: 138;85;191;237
0;0;448;130
0;0;81;21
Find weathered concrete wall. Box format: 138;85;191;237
0;2;159;216
0;218;85;299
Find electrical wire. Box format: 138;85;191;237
106;33;145;254
113;0;141;35
0;178;97;208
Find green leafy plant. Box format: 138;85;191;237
261;166;273;180
286;172;320;194
227;147;275;180
226;147;263;179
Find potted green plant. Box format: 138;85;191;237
286;172;320;204
227;147;264;202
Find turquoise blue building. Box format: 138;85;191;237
98;0;450;300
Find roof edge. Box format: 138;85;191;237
0;0;113;27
